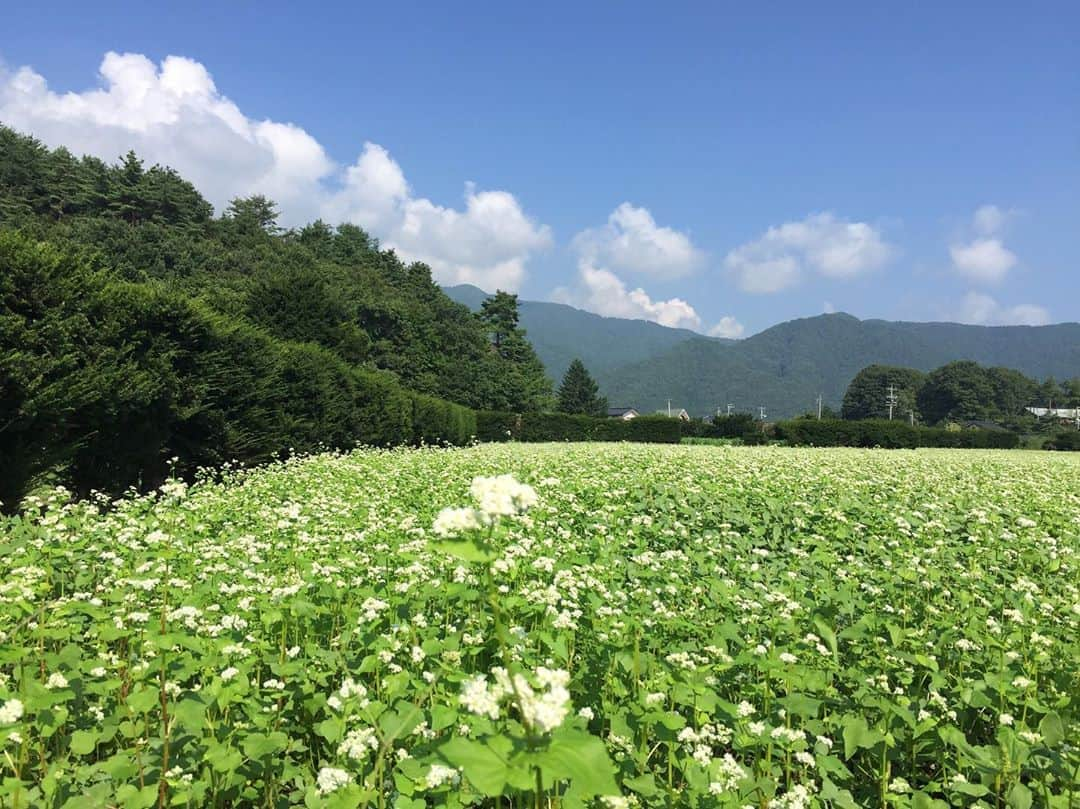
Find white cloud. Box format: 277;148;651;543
950;204;1018;284
724;212;893;293
571;203;705;278
707;316;744;339
0;52;551;291
823;301;836;314
553;262;703;329
553;260;741;336
957;292;1050;326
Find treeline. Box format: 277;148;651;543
0;126;553;508
477;412;682;443
841;361;1080;426
775;419;1020;449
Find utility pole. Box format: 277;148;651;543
816;394;823;420
886;385;898;421
727;403;734;416
667;399;671;418
909;409;915;427
759;405;767;422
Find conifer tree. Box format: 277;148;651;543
557;358;607;416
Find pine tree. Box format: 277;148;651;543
557;359;607;416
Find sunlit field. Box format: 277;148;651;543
1;444;1077;808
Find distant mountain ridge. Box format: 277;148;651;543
443;285;1080;419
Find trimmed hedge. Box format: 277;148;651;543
1045;431;1080;451
476;412;682;444
775;419;1020;449
411;394;477;446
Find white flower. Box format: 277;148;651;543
0;699;24;725
889;778;911;794
779;652;798;665
424;764;461;789
338;727;379;761
578;706;595;720
469;475;538;517
999;713;1014;726
736;700;756;717
220;667;240;682
432;506;487;537
316;766;351;795
45;672;68;690
459;675;502;720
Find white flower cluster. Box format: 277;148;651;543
316;766;351;795
707;753;748;794
338;726;379;761
0;699;23;725
459;666;572;734
424;763;461;789
432;475;538;537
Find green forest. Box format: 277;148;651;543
0;125;553;508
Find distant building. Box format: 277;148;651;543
606;407;639;420
959;419;1006;432
656;407;691;421
1026;406;1080;423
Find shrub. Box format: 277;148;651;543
475;412;682;444
775;418;1020;449
1045;431;1080;451
412;394;477;446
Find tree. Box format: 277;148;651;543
916;361;997;425
479;290;521;352
225;195;280;235
841;365;926;420
557;359;608;416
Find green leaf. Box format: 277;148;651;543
1007;783;1033;809
69;730;98;756
431;539;497;563
439;737;509;796
242;731;288;759
540;729;619;797
1038;712;1064;747
841;715;884;759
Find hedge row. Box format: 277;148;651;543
775;419;1020;449
477;412;683;444
1;239;477;507
1045;431;1080;451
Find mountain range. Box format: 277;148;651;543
444;285;1080;419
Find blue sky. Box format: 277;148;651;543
2;1;1077;336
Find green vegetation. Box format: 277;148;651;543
0;126;554;508
476;412;682;444
776;418;1021;449
590;313;1080;419
1;443;1076;806
556;359;608;417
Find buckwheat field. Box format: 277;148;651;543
1;444;1077;809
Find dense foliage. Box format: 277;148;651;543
0;126;556;506
476;412;682;444
0;444;1076;807
557;360;608;417
841;366;926;421
776;419;1021;449
594;313;1080;420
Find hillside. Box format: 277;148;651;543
599;313;1080;418
446;282;1080;418
444;283;724;381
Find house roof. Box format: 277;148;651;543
1026;406;1080;418
960;420;1006;431
606;407;638;416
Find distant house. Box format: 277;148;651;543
606;407;639;420
1026;406;1079;424
960;419;1006;432
656;407;691;421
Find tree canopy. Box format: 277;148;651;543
557;359;608;416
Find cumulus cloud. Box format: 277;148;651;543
553;261;741;337
0;52;551;291
949;204;1018;284
957;292;1050;326
553;262;703;329
707;316;745;339
571;203;705;279
724;212;894;294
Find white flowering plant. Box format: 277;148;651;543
0;445;1075;807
